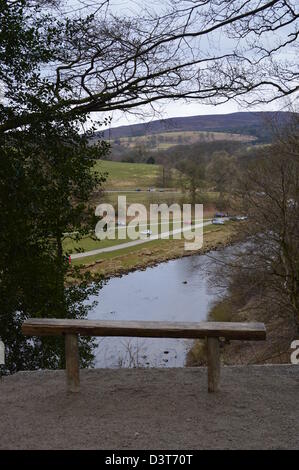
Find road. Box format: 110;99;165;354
104;189;180;193
70;220;212;260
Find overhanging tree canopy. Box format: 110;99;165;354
1;0;298;133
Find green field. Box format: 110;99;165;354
102;190;186;209
92;161;219;208
94;160;163;189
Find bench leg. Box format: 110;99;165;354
207;337;220;392
65;333;80;393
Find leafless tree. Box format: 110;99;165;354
207;151;239;200
176;159;206;204
209;116;299;330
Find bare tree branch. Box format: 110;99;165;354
1;0;298;132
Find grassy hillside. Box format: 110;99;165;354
112;130;254;152
98;111;295;143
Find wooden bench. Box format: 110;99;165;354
22;318;266;393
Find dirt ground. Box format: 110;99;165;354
0;365;298;450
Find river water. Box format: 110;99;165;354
88;249;227;368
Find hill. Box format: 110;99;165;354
99;111;294;143
109;130;255;153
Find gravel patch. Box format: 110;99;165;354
0;365;298;449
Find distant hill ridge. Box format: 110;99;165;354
101;111;295;143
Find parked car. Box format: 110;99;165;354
212;218;225;225
214;212;228;218
229;215;248;221
141;229;152;236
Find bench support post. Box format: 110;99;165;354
207;337;220;392
65;333;80;393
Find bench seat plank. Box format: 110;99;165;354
22;319;266;340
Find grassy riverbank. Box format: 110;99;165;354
76;223;236;280
64;217;214;255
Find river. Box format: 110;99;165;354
88;248;228;368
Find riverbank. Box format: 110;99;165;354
1;366;298;449
187;293;297;367
78;223;237;281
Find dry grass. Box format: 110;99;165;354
186;295;297;367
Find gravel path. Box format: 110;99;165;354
0;365;298;449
